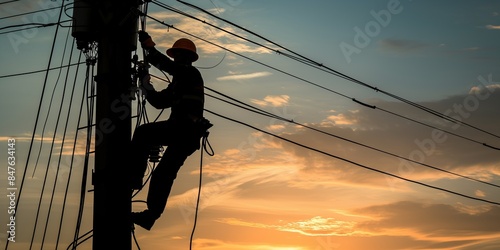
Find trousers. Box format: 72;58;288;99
130;119;200;217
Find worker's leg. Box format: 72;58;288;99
129;121;172;189
146;144;196;218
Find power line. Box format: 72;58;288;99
202;86;500;189
0;20;71;35
31;26;74;178
55;51;84;250
28;10;70;250
0;62;86;79
5;2;66;250
141;13;499;151
0;0;19;5
0;21;64;30
204;109;500;206
40;34;77;249
0;5;61;21
161;0;500;140
70;60;96;250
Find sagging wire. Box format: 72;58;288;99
202;86;500;189
69;44;98;250
174;0;500;140
5;2;66;249
55;50;84;250
205;109;500;206
40;34;78;249
190;122;214;250
153;1;500;146
140;11;500;152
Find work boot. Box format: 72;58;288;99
131;210;159;230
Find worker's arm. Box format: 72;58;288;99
145;47;177;75
140;75;175;109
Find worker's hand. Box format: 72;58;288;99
138;30;156;49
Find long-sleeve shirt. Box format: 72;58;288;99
144;47;204;122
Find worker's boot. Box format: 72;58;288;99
131;209;159;230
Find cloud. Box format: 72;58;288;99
485;24;500;30
378;39;429;53
469;83;500;94
323;111;359;126
0;133;89;156
214;200;500;249
251;95;290;107
216;71;272;81
147;11;273;57
475;190;486;197
216;216;367;237
356;201;500;241
192;238;306;250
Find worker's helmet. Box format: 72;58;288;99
166;38;199;62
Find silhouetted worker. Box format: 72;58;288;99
130;31;209;230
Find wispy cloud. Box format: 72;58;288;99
0;133;90;156
485;24;500;30
355;201;500;242
147;11;273;56
192;238;306;250
251;95;289;107
217;216;368;237
378;38;429;53
216;71;272;81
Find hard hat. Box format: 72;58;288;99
166;38;199;62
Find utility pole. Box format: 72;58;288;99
93;1;138;249
73;0;138;249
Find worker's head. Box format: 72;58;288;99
166;38;198;64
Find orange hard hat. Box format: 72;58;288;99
166;38;198;62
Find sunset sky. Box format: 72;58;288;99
1;1;500;250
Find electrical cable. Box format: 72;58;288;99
29;25;73;250
204;109;500;206
40;34;77;250
141;15;500;150
202;87;500;189
4;3;65;249
0;62;86;79
0;5;62;21
67;61;93;250
66;229;93;250
31;24;73;178
55;51;84;250
132;229;142;250
189;128;214;250
141;14;499;151
172;0;500;140
71;58;97;250
0;0;19;5
0;20;70;31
